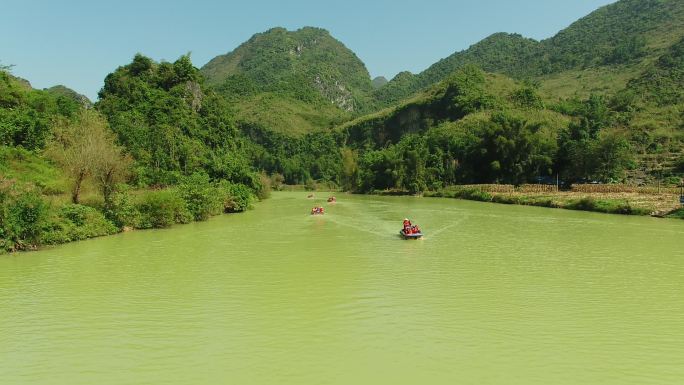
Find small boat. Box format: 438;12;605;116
327;196;337;203
400;218;422;239
399;229;423;239
311;207;325;215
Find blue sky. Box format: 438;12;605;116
1;0;616;100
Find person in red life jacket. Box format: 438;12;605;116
403;218;412;233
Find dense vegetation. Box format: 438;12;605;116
627;35;684;106
340;67;635;193
97;54;261;188
234;65;649;193
0;56;266;252
0;70;81;149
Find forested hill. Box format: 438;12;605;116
374;0;684;106
45;85;92;108
0;71;82;150
201;27;374;113
373;33;540;106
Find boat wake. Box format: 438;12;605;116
425;216;468;239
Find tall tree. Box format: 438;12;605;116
48;110;130;203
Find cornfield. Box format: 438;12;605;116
444;184;558;193
450;184;516;193
571;184;680;195
443;183;680;195
518;184;559;193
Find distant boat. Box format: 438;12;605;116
327;196;337;203
311;207;325;215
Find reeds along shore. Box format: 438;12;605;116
420;184;684;217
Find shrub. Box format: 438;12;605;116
270;173;285;191
304;178;316;191
256;172;272;200
567;197;598;211
491;194;519;205
667;208;684;219
455;188;493;202
177;173;221;221
60;204;94;226
104;187;141;229
136;189;191;229
41;204;118;244
217;182;254;213
566;197;648;215
1;189;49;250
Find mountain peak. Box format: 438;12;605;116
371;76;388;89
201;26;372;112
45;85;92;107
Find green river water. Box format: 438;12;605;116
1;192;683;384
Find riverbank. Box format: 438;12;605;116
0;175;263;254
422;185;683;218
4;183;682;254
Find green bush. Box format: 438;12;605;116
565;197;648;215
1;189;49;251
177;173;221;221
59;204;93;226
41;204;118;244
304;178;316;191
455;188;494;202
667;208;684;219
256;172;272;200
491;194;520;205
105;188;141;228
217;182;254;213
567;197;598;211
136;190;192;229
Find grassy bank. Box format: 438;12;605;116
423;185;683;218
1;181;260;254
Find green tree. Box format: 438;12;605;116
340;147;358;191
48;110;117;203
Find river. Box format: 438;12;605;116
1;192;683;384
